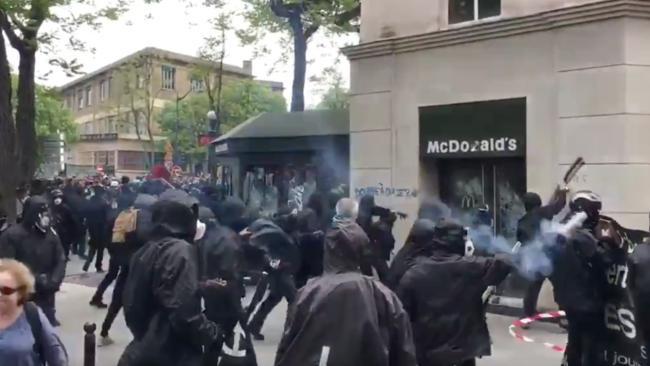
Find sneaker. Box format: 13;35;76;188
99;336;115;347
96;268;105;273
250;332;265;341
51;318;61;327
82;263;90;272
89;298;108;309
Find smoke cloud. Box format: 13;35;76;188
420;197;588;280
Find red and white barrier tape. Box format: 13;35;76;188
509;310;567;353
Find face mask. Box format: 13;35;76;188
53;198;62;206
195;220;207;241
35;212;51;233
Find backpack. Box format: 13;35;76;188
112;208;139;244
24;302;45;365
25;302;68;366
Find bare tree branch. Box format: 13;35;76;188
304;24;319;40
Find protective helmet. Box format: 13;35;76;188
569;190;602;213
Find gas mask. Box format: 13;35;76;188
35;212;52;233
53;198;63;206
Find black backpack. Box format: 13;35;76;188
24;302;45;365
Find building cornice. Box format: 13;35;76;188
342;0;650;60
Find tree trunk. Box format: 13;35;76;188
289;15;307;112
0;32;18;221
16;48;38;183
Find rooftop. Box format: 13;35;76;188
214;110;349;143
59;47;253;90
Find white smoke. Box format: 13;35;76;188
429;200;588;280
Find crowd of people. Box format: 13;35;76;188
0;173;648;366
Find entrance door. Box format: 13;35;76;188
438;158;526;240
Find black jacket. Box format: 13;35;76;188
198;222;245;330
387;219;436;289
119;200;221;366
51;200;78;245
549;228;609;313
275;219;417;366
0;196;66;294
396;250;511;365
517;190;566;245
85;195;110;243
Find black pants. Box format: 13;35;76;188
33;291;57;324
248;272;296;334
101;265;129;337
523;278;545;317
93;257;120;301
564;311;605;366
84;237;105;271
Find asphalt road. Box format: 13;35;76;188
57;257;567;366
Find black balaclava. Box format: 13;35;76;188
150;200;197;243
433;219;467;256
22;196;52;234
522;192;542;213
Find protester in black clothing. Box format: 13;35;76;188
117;176;137;212
50;189;79;260
387;219;437;289
97;194;155;346
517;186;568;317
357;195;404;282
196;206;253;364
63;181;88;258
275;197;417;366
119;191;223;366
396;219;512;366
245;219;299;341
549;191;610;366
90;191;134;309
293;194;326;288
83;186;110;272
0;196;66;326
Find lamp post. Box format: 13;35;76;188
206;110;220;179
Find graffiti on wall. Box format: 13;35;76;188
354;183;418;199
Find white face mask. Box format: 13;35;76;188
36;212;51;233
195;220;207;241
53;198;63;206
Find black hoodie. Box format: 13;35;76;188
0;196;65;293
275;219;417;366
119;193;221;366
387;219;436;289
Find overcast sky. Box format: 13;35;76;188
6;0;356;108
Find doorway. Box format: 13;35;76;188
438;158;526;240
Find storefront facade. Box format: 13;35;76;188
345;0;650;243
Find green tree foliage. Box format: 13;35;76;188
314;67;348;110
158;79;286;166
0;0;133;220
237;0;360;112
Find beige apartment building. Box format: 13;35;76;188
60;47;283;178
344;0;650;244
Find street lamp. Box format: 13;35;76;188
206;110;220;179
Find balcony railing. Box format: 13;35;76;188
79;133;118;141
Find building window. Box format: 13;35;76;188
191;78;205;93
84;122;91;134
100;79;109;101
449;0;500;24
77;89;84;110
85;86;93;107
161;65;176;90
107;117;116;133
118;150;147;170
